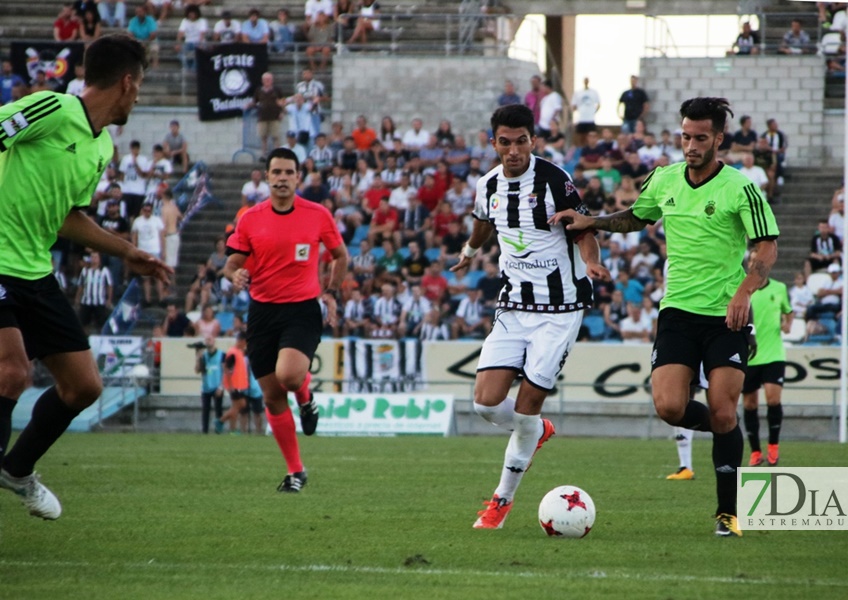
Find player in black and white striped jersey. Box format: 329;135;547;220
74;251;113;331
452;104;611;529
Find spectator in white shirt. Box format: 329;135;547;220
789;272;815;319
738;153;769;193
241;169;271;207
402;118;430;152
619;302;654;343
212;11;241;43
131;202;166;304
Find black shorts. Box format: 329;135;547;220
742;361;785;394
574;122;596;134
652;307;748;376
0;274;90;360
240;395;264;414
246;298;322;379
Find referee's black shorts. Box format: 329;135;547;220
0;273;90;359
246;298;322;380
742;362;786;394
652;307;748;376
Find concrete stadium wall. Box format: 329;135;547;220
640;55;828;168
116;55;541;164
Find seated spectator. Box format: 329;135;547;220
419;307;451;340
127;5;159;69
596;155;622;196
613;175;639;211
394;194;431;249
163;301;191;337
241;8;270;44
72;0;99;20
603;289;629;340
636;133;662;169
301;172;331;204
0;60;25;105
731;21;760;55
452;289;490;339
194;304;222;339
176;5;208;71
367;197;399;246
727;115;758;163
789;272;815;319
738;153;770;195
352;114;378;153
779;18;813;54
66;64;86;97
351;239;377;294
581;177;607;215
241;168;270;207
163;120;190;173
830;188;845;242
446;136;471;179
99;0;127;28
401;241;430;285
445;178;473;217
440;220;468;269
80;8;102;44
309;133;335;175
370;283;402;339
806;219;842;276
398;284;432;338
432;201;459;243
616;152;649;188
616;269;645;305
578;130;606;174
145;0;172;24
342;289;373;337
630;240;659;286
305;0;335;29
421;261;449;307
363;139;387;172
269;8;295;53
375;239;404;285
348;0;382;45
54;4;80;42
306;10;334;71
475;259;501;313
213;10;241;43
806;262;843;321
380;154;404;189
620;302;653;343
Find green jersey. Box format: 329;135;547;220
0;91;113;280
632;162;779;317
749;279;791;366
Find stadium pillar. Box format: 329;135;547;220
543;15;576;121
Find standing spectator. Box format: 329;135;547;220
241;169;271;207
761;118;788;186
0;60;25;105
269;9;295;53
66;64;86;97
618;75;649;134
163;120;190;173
249;72;285;159
75;252;113;332
119;140;152;219
160;189;182;291
571;77;601;147
305;10;334;71
295;68;328;137
779;18;812;54
131;202;166;305
806;219;842;276
285;94;317;146
175;5;208;71
220;337;249;434
212;10;241;43
223;147;349;490
347;0;382;46
732;21;760;55
241;8;270;45
98;0;127;28
147;144;173;201
128;5;159;68
79;8;102;44
195;336;225;434
402;117;430;153
54;4;81;42
524;74;544;125
498;79;522;107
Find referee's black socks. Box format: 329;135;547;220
713;424;743;516
3;387;81;478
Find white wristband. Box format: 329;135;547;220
462;244;479;258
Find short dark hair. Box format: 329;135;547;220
490;104;535;137
679;97;734;133
266;147;300;171
84;34;148;89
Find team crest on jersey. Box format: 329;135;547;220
0;112;28;138
564;180;576;196
528;193;537;208
295;244;310;261
704;200;716;218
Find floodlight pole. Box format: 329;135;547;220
840;38;848;444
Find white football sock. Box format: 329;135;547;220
474;396;516;430
493;412;542;501
674;427;694;470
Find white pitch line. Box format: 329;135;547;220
0;559;845;588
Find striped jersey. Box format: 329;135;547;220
78;266;113;306
0;91;113;279
473;155;592;313
632;162;779;317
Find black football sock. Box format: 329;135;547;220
767;404;783;445
0;396;17;466
2;387;80;478
713;424;743;516
674;400;712;432
743;408;761;453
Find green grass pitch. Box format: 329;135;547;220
1;433;847;599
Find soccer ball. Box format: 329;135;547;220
538;485;596;538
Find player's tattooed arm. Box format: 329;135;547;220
726;239;778;331
548;208;649;233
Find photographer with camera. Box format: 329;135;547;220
194;336;225;434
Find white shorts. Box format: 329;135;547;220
165;233;180;269
476;309;583;391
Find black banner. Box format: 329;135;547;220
10;41;85;94
196;43;268;121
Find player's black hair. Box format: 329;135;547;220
490;103;535;138
84;34;148;89
266;147;300;172
679;97;734;133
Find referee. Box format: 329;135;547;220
0;35;171;520
555;97;779;537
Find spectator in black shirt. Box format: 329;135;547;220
164;301;192;337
